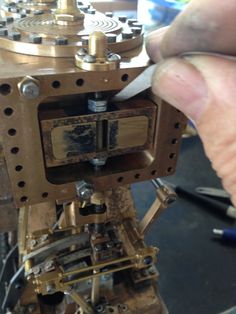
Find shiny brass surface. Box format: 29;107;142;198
0;3;187;313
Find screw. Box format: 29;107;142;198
143;256;153;266
20;80;40;99
127;18;137;25
22;8;31;14
106;34;117;43
0;21;7;27
6;17;14;23
77;48;87;56
132;22;143;28
33;266;41;275
95;304;105;313
83;54;96;63
81;35;89;45
29;34;42;44
106;241;113;249
8;32;21;41
94;244;103;252
107;53;120;62
122;31;133;40
40;234;48;242
118;15;127;22
75;181;94;200
88;8;96;14
46;283;56;294
131;27;142;36
119;304;129;312
0;29;8;36
105;12;113;17
55;37;68;45
79;5;89;12
10;7;19;13
34;9;44;15
44;260;53;271
30;239;37;247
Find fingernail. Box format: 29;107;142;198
152;58;208;122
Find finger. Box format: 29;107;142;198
152;55;236;205
145;26;169;62
160;0;236;58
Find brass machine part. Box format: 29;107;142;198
0;1;144;57
0;1;186;313
75;31;121;71
54;0;85;25
1;0;56;19
139;179;177;235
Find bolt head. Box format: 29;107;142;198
118;15;127;22
105;12;113;17
83;54;96;63
8;31;21;41
131;27;142;36
0;28;8;36
34;9;44;15
76;180;94;199
77;47;87;56
107;53;121;62
55;37;68;45
20;80;40;99
29;34;42;44
33;266;41;275
106;33;117;43
95;304;105;313
30;239;37;247
122;31;133;40
143;255;153;265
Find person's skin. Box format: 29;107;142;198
146;0;236;206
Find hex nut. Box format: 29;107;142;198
18;77;40;99
76;180;94;200
88;98;107;112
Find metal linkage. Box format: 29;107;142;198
139;179;177;235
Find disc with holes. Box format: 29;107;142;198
0;11;143;57
0;0;56;19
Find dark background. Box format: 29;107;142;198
132;136;236;314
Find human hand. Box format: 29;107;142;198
146;0;236;206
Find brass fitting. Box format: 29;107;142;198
75;31;121;71
54;0;84;25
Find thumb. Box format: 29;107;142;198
152;55;236;205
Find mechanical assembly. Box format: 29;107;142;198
0;0;186;313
